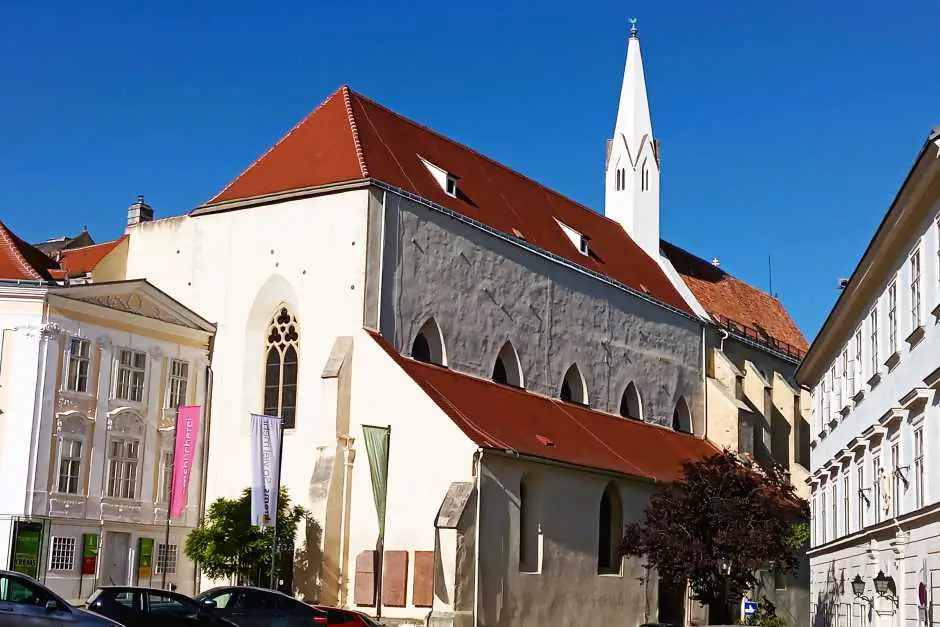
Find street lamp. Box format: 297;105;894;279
851;574;873;603
720;558;731;575
873;571;898;607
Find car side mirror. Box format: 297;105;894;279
44;600;59;612
200;599;217;609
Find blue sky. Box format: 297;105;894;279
1;1;937;339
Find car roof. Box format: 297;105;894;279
98;586;191;596
200;585;298;600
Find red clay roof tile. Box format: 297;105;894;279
370;331;719;482
661;241;807;354
57;237;125;276
205;86;693;315
0;222;59;281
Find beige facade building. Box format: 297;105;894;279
0;222;214;602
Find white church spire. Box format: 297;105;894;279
605;18;660;258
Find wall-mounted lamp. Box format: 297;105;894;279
851;574;874;603
873;570;899;607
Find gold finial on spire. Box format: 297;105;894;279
629;17;638;39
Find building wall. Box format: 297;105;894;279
121;190;371;516
476;453;659;627
379;191;704;431
342;329;478;622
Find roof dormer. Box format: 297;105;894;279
419;156;458;198
555;219;589;256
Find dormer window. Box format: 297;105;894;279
419;156;458;198
555;219;589;256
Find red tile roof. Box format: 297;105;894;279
205;86;693;315
0;222;123;282
55;238;125;278
370;331;719;482
661;241;808;355
0;222;59;281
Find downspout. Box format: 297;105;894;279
194;335;215;594
473;449;483;627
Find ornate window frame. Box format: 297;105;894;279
263;305;300;429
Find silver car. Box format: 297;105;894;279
0;569;122;626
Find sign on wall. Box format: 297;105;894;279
10;521;43;578
138;538;154;581
170;405;202;518
81;534;99;576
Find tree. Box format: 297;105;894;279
185;486;309;587
620;450;809;624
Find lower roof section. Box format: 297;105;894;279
369;331;719;483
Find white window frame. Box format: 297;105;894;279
106;438;140;500
820;488;827;544
853;329;863;390
915;427;925;509
911;246;923;330
114;349;147;403
857;462;865;529
55;437;83;495
831;480;839;538
65;337;92;393
872;453;882;524
48;537;76;572
157;449;174;504
166;359;189;409
869;306;879;375
888;280;898;355
891;440;901;518
156;544;177;575
842;473;850;535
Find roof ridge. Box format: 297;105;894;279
662;238;785;304
345;87;629;230
341;86;369;178
0;222;43;280
205;86;351;206
59;236;126;254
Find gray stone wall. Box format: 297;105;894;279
377;191;704;430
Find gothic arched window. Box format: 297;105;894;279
597;482;623;574
672;397;692;434
264;306;300;429
619;382;642;420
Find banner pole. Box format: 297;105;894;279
163;412;179;590
269;422;284;590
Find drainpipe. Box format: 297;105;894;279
194;336;215;594
472;449;483;627
718;328;729;353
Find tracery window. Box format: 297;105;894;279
263;306;300;429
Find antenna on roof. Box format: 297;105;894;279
768;254;773;297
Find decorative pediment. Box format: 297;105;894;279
55;411;94;438
71;293;191;327
106;408;145;437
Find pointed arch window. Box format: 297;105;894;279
619;382;642;420
560;363;587;405
672;397;691;434
264;306;300;429
597;482;623;575
412;318;447;366
493;341;524;388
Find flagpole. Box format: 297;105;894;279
163;411;179;590
269;420;285;590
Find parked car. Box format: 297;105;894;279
194;586;328;626
0;569;122;626
313;606;384;627
85;586;234;626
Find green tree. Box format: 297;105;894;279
185;486;308;586
620;451;809;624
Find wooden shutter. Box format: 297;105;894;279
382;550;409;608
413;551;434;608
353;550;375;606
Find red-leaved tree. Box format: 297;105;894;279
620;450;809;623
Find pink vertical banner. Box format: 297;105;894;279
170;405;202;519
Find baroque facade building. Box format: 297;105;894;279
798;128;940;627
0;222;214;601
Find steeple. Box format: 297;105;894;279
605;18;660;258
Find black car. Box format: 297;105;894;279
86;586;234;626
194;586;328;626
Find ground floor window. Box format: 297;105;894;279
156;544;177;575
49;537;76;572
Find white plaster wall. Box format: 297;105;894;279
380;192;704;430
812;196;940;470
122;190;370;510
477;453;658;627
345;329;478;621
0;327;43;515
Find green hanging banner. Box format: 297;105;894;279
81;534;99;576
10;521;43;578
362;425;391;537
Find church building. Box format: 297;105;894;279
0;23;809;627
